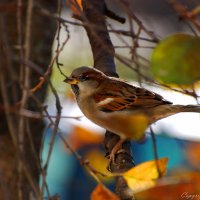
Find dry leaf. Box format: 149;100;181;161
185;142;200;169
135;172;200;200
84;149;113;181
67;125;103;150
66;0;83;15
91;184;120;200
123;158;168;192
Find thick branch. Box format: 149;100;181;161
82;0;117;76
81;0;134;199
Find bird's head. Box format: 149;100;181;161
64;66;106;97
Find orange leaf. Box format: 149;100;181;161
135;172;200;200
91;184;120;200
66;0;83;15
185;142;200;169
67;125;103;150
123;158;168;192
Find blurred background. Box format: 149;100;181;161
0;0;199;199
41;0;200;199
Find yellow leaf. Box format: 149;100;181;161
125;178;155;193
91;184;120;200
124;157;168;180
123;158;168;192
84;149;113;181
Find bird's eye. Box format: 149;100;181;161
79;74;90;82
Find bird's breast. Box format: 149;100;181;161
78;98;148;141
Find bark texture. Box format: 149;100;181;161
81;0;134;199
0;0;57;199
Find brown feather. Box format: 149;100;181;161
93;79;172;112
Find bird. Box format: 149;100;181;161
64;66;200;162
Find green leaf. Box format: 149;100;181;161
150;33;200;85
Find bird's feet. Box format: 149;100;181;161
106;139;126;171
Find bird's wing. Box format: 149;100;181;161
93;80;172;112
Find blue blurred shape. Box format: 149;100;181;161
132;133;186;169
40;127;77;199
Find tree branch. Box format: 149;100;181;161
81;0;134;199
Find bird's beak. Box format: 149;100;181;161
64;77;79;85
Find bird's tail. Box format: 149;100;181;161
150;104;200;123
174;104;200;113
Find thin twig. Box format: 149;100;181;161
17;0;24;85
0;67;40;198
119;0;160;42
40;82;62;197
150;126;162;178
18;108;82;120
59;134;106;182
55;0;70;78
18;0;34;198
36;4;82;26
40;1;63;197
0;14;40;198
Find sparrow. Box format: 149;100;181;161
64;66;200;161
